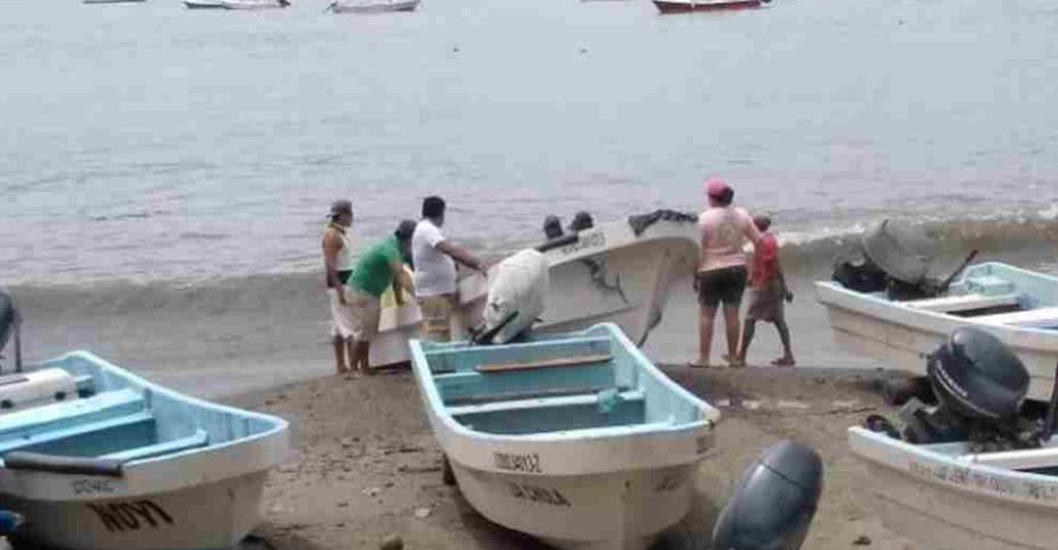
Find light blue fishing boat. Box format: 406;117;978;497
409;323;719;550
817;261;1058;402
0;351;289;550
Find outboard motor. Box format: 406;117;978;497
899;327;1035;448
831;254;887;293
471;249;550;345
711;441;823;550
928;326;1029;421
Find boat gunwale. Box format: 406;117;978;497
849;426;1058;507
0;351;289;499
411;323;718;448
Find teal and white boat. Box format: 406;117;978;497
0;351;289;550
816;262;1058;401
409;323;719;550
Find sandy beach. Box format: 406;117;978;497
223;363;909;550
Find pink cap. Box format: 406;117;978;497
704;178;730;198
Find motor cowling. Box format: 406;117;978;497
927;326;1029;421
711;441;823;550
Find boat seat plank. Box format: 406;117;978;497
448;390;644;417
477;354;613;373
100;429;209;462
963;446;1058;470
547;419;676;438
425;336;612;373
0;411;154;456
974;307;1058;327
906;293;1020;313
0;388;145;439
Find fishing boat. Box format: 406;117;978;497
653;0;763;14
184;0;226;8
409;323;720;550
0;351;289;550
816;261;1058;402
849;426;1058;550
370;213;700;368
327;0;419;13
220;0;289;9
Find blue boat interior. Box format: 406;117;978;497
902;263;1058;329
0;352;281;473
418;324;705;436
918;439;1058;477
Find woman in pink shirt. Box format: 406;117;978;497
691;179;762;368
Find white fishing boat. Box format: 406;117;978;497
370;213;700;368
409;323;719;550
849;425;1058;550
220;0;289;9
184;0;226;8
817;261;1058;402
327;0;419;13
0;351;289;550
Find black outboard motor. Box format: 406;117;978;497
831;254;887;293
900;327;1033;447
711;441;823;550
928;326;1029;421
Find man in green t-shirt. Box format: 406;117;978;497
345;220;416;377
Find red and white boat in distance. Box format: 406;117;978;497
653;0;764;13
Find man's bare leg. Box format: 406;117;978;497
738;318;757;366
773;318;795;366
332;336;348;374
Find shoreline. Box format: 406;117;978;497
223;363;907;550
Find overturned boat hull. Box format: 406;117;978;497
329;0;419;12
653;0;761;13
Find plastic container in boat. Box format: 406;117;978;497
0;368;78;413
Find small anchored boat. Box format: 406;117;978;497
371;212;700;368
184;0;226;8
220;0;289;9
653;0;763;13
0;349;288;550
327;0;419;13
410;323;719;550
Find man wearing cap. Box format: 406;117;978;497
692;179;762;368
343;220;417;377
413;196;487;342
321;200;356;374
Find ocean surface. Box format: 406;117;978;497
3;0;1058;394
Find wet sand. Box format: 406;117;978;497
224;364;908;550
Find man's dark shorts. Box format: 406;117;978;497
697;266;748;307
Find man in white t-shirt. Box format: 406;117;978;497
412;196;487;342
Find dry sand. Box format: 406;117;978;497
224;364;907;550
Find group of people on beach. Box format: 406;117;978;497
693;178;795;369
321;178;794;376
321;196;486;376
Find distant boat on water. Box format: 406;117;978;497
327;0;419;13
653;0;763;13
220;0;290;9
184;0;226;8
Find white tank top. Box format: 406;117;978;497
327;225;355;272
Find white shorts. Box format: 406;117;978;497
329;287;381;342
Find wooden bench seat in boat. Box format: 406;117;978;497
0;388;145;439
101;429;209;462
961;446;1058;470
906;293;1021;313
974;307;1058;328
426;336;612;374
476;353;613;373
447;389;645;417
0;410;154;456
